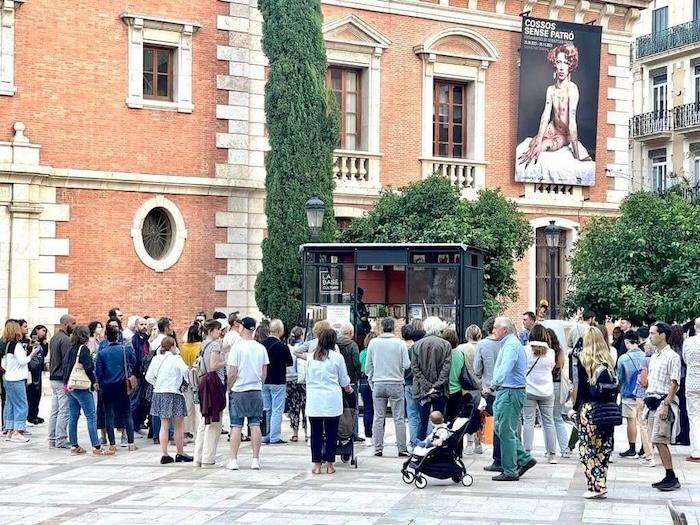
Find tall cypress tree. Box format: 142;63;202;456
255;0;337;329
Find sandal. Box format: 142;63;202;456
326;464;336;474
70;446;86;455
290;436;298;442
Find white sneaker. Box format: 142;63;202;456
251;458;260;470
473;444;483;455
9;433;30;443
548;453;558;464
226;458;239;470
639;457;656;467
365;440;374;448
583;490;607;499
464;444;474;455
561;450;573;458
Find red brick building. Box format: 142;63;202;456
0;0;647;331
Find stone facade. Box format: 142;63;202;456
0;0;649;330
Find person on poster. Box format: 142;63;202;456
517;43;594;184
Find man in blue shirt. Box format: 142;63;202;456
488;317;536;481
518;311;536;345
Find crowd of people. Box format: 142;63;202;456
0;307;698;499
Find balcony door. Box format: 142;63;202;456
651;149;668;194
433;80;468;158
327;67;362;151
652;7;668;34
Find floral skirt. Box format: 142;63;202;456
150;392;187;419
578;402;613;492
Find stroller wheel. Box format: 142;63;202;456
341;454;350;463
414;475;427;489
451;475;462;483
402;471;415;484
461;474;474;487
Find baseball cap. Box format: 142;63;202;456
240;317;256;331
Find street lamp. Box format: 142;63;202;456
304;196;325;242
544;220;561;320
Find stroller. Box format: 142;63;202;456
336;388;358;468
401;392;481;489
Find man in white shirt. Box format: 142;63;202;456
683;317;700;463
226;317;269;471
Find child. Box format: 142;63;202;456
413;411;452;456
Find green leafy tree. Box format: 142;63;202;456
562;191;700;323
255;0;338;329
341;176;533;315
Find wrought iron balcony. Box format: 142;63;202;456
656;182;700;204
673;102;700;131
635;19;700;60
630;109;673;139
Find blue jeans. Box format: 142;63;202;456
262;383;287;442
359;378;373;438
67;389;100;448
405;384;421;448
3;379;28;431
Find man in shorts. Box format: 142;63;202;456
616;331;646;458
645;322;681;491
226;317;269;471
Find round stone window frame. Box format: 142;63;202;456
131;196;188;272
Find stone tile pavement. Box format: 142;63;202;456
0;398;699;525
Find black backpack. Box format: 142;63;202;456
588;364;622;432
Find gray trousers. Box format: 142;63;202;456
372;382;406;453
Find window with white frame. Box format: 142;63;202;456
692;144;700;187
327;66;363;151
694;65;700;105
652;73;667;114
650;149;667;194
0;0;23;96
131;196;187;272
121;13;200;113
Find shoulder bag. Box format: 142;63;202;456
588;364;622;431
459;363;481;391
122;345;137;396
68;345;92;390
526;355;541;377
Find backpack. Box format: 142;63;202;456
187;341;213;392
588;364;622;431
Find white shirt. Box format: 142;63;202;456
222;329;241;354
3;341;31;381
524;343;555;398
683;335;700;392
146;352;189;395
150;334;166;353
305;351;351;418
227;339;269;392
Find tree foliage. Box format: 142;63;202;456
562;191;700;323
341;176;533;315
255;0;338;329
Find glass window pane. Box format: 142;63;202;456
452;144;463;158
453;125;462;144
345;71;357;92
331;70;342;91
439;84;448;104
453;86;463;104
143;48;153;73
157;75;169;97
439;143;448;156
439;124;448;142
408;267;458;305
346;114;356;134
346;93;356;113
454;106;462;124
143;73;153;96
157;50;170;73
439;103;449;119
345;134;356;150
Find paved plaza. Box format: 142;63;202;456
1;397;699;525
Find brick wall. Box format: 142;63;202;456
2;0;227;176
54;189;226;333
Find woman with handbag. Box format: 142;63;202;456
95;324;136;452
572;326;618;499
1;320;38;442
62;325;112;456
443;328;465;423
146;336;193;464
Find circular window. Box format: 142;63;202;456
131;196;187;272
142;207;173;260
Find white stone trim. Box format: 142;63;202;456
121;13;201;113
527;216;579;313
0;0;23;96
416;30;496;192
130;195;187;272
323;13;391;52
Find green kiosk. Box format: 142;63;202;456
300;243;484;342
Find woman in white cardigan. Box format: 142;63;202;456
2;320;38;442
522;324;558;464
146;336;193;465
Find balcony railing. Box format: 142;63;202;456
630;109;673;139
332;150;381;192
674;103;700;131
635;19;700;60
420;157;486;198
656;182;700;204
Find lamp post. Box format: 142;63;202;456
304;196;325;242
544;220;561;320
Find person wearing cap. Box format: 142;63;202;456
226;317;269;471
616;331;646;458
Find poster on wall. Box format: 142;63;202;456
515;16;602;186
326;305;351;332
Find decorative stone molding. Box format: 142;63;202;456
0;122;41;164
574;1;590;23
495;0;506;14
130;195;187;272
599;3;616;30
0;0;24;96
415;29;497;195
623;7;640;33
522;0;537;14
548;0;566;21
121;13;201;113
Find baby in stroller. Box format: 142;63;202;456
412;411;453;457
401;392;481;489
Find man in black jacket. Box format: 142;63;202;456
48;314;75;448
261;319;292;444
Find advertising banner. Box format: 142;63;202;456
515;16;602;186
